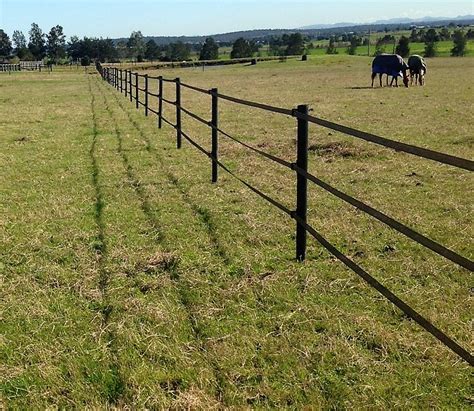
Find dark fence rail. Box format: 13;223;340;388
96;62;473;366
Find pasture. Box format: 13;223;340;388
1;56;472;408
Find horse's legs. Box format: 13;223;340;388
371;72;376;87
379;74;383;87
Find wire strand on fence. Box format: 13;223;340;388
180;105;210;127
291;212;474;366
216;92;294;116
292;164;474;271
215;156;294;216
162;97;176;106
215;125;293;169
181;130;210;157
293;111;474;171
181;82;211;94
161;116;177;128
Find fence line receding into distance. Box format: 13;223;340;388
96;63;473;366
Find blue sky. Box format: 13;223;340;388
1;0;472;39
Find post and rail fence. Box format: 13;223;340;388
0;64;21;73
96;62;473;366
0;62;52;73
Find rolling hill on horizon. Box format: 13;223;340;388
113;15;474;46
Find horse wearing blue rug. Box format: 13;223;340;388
371;54;409;88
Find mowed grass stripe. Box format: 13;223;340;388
93;77;226;405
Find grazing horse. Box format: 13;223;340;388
371;54;409;88
408;55;427;86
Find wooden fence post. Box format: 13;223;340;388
175;78;182;149
129;71;133;102
158;76;163;129
295;104;309;262
211;88;219;183
124;70;128;97
144;74;149;116
135;72;139;109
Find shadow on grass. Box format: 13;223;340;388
107;82;231;266
87;77;125;405
95;79;226;403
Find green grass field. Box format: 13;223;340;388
305;40;474;57
1;55;472;408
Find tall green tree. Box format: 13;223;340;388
127;31;145;61
423;29;438;58
409;28;418;42
0;30;12;58
395;36;410;58
451;30;467;56
285;33;305;55
116;40;128;60
144;39;160;61
166;41;191;61
67;35;82;61
47;25;66;63
326;37;338;54
12;30;31;59
347;36;359;55
28;23;46;60
230;37;253;59
199;37;219;60
12;30;26;50
439;27;451;41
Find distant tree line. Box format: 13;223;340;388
1;23;472;64
1;23;67;63
371;28;470;58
